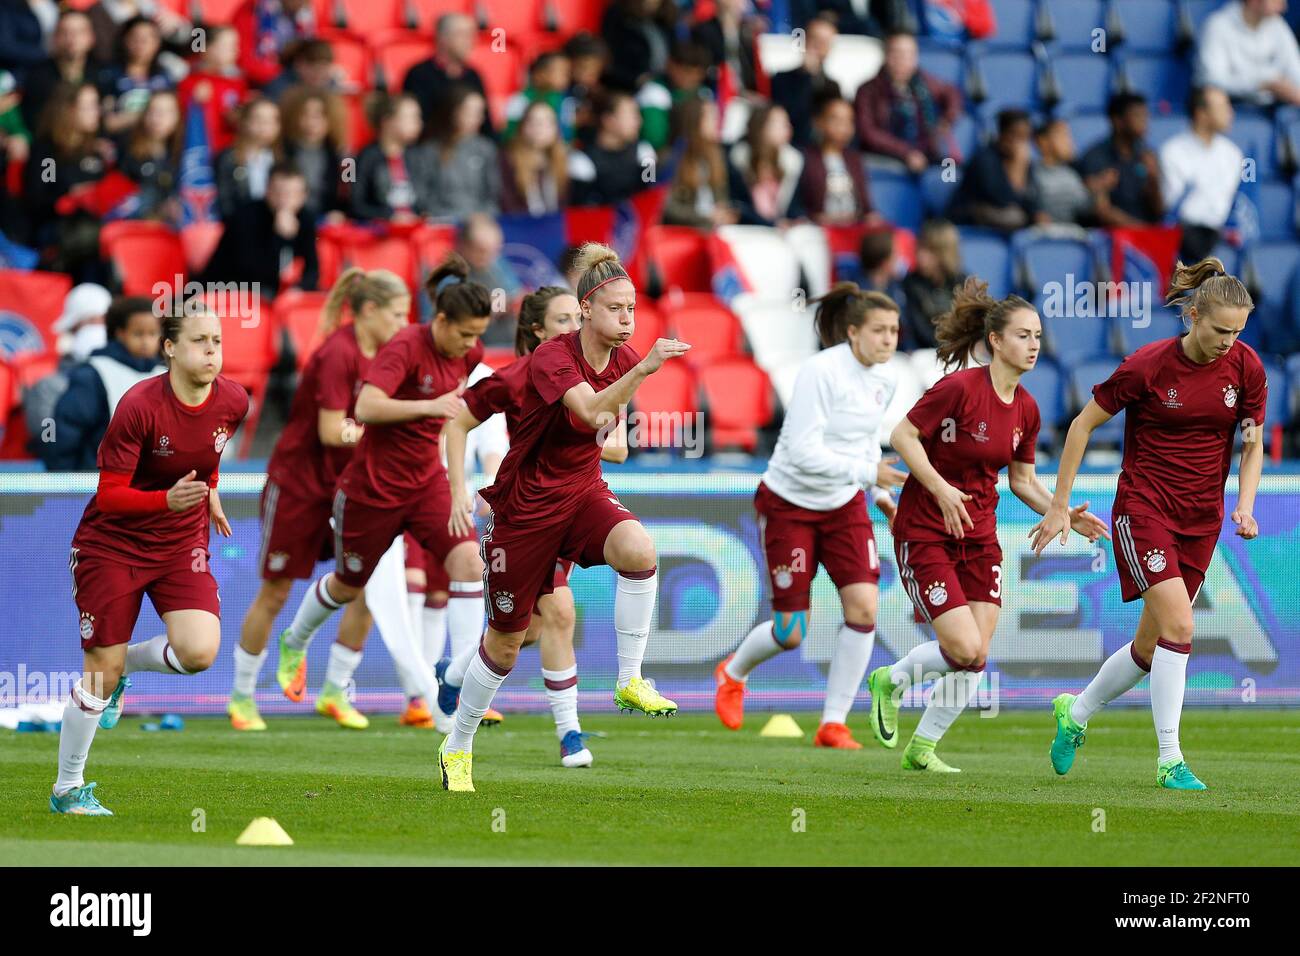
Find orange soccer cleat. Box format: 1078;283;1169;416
714;655;746;730
481;707;505;726
813;722;863;749
399;697;435;728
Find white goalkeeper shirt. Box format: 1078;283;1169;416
761;342;896;512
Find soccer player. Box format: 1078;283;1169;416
230;268;410;731
53;305;249;815
441;286;628;768
712;285;906;747
1034;258;1265;791
866;278;1108;772
273;254;490;716
437;243;690;792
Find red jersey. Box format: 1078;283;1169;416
339;323;484;508
266;325;371;503
464;352;531;435
72;374;250;563
893;366;1040;543
480;332;640;526
1093;336;1267;536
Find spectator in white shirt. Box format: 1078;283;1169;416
1160;86;1245;261
1196;0;1300;106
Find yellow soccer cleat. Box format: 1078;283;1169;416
438;736;475;792
315;682;369;729
227;694;267;731
613;677;678;717
276;629;307;702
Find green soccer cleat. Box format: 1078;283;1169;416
1050;692;1087;775
227;693;267;731
438;736;475;792
50;782;113;816
98;676;131;730
315;682;369;729
613;677;677;716
1158;759;1207;791
866;665;900;748
276;629;307;702
902;736;961;773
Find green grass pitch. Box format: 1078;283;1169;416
3;709;1297;866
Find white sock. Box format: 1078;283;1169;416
284;575;342;650
542;665;581;738
914;670;981;742
232;645;267;697
55;681;107;795
423;603;448;668
325;643;362;690
725;620;786;681
1150;640;1190;764
125;634;191;675
448;645;509;752
407;593;425;646
889;640;953;692
447;580;484;662
615;568;657;687
822;624;875;725
446;643;473;687
1072;640;1148;725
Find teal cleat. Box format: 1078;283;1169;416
1049;692;1086;775
866;665;900;749
1158;759;1207;791
50;782;113;816
98;677;131;730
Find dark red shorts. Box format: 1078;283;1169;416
333;475;477;589
69;546;220;650
482;490;634;632
894;537;1003;624
259;479;333;579
1112;514;1217;604
754;482;880;613
403;533;451;592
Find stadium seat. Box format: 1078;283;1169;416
477;0;545;37
1145;114;1186;152
1067;111;1113;156
1287;353;1300;418
970;52;1039;113
341;92;375;153
0;360;13;431
1113;304;1185;355
1227;113;1276;182
646;226;713;295
1260;358;1289;434
207;292;277;457
729;294;819;390
958;229;1012;299
1246;241;1300;350
667;300;745;367
1256;182;1296;241
948;114;980;161
1041;0;1107;51
1114;0;1178;53
918;46;965;90
881;353;925;441
403;0;472;32
550;0;604;36
180;222;224;274
1017;236;1097;297
316;30;375;90
100;221;187;297
869;169;923;232
629;360;698;449
714;227;800;301
1210;242;1241;276
698;357;774;453
1043;312;1111;361
190;0;249;25
410;223;458;285
1116;54;1190;115
321;232;419;290
315;0;404;32
1180;0;1219;32
909;348;946;390
786;222;834;298
467;42;523;128
920;166;959;217
482;346;515;370
1020;355;1065;446
986;0;1040;49
0;270;72;357
374;34;436;92
626;300;663;360
1070;357;1126;445
273;290;333;369
1047;54;1114;114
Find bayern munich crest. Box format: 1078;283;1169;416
79;612;95;640
773;565;794;590
1145;549;1167;573
343;552;364;573
267;551;289;572
925;581;948;607
213;426;229;453
493;590;515;614
1223;385;1238;408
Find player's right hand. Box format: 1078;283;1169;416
876;455;906;488
1029;502;1072;555
640;337;692;373
167;470;209;513
935;481;974;539
426;389;467;419
448;488;475;538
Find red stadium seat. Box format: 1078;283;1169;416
625;300;662;359
0;270;73;356
209;292;278;457
346;235;419;290
477;0;545;38
404;0;473;32
550;0;605;36
181;222;224;274
698;357;773;453
190;0;249;24
273;290;334;369
317;29;376;90
314;0;404;32
341;92;376;153
666;299;744;367
482;346;516;369
373;34;436;91
646;225;714;295
629;360;698;449
466;42;522;128
0;360;13;424
410;222;458;285
100;221;187;297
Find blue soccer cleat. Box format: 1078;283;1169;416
1158;759;1207;791
434;657;460;717
50;782;113;816
98;676;131;730
560;730;594;768
1050;692;1086;775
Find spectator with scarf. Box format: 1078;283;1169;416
855;31;963;173
233;0;317;89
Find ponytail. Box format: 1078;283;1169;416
1165;256;1253;323
319;267;408;338
573;242;631;304
811;282;899;347
934;277;1034;371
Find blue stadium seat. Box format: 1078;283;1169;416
1041;308;1112;361
1260;359;1289;429
1115;0;1179;53
1067;111;1113;155
1114;304;1185;355
870;170;923;232
1245;241;1300;345
1228;113;1277;182
1021;355;1065;443
1287;354;1300;421
1278;263;1300;355
1118;54;1191;114
986;0;1040;50
958;229;1012;298
1256;182;1296;241
1145;114;1187;152
921;165;959;216
973;52;1040;112
919;46;966;90
1180;0;1219;32
1070;358;1126;444
1049;54;1114;113
1211;242;1241;276
1041;0;1107;51
948;113;981;160
1017;237;1097;296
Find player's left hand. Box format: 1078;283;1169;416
1232;509;1258;539
875;455;906;489
210;489;232;537
876;494;897;531
1068;501;1110;543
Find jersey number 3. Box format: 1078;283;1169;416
989;565;1002;599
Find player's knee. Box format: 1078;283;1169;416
842;605;876;632
327;577;362;604
541;599;576;635
1164;617;1195;645
611;528;656;572
946;638;982;669
446;550;483;581
260;578;292;612
177;644;218;673
772;610;808;648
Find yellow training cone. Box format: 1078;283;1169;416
759;714;804;738
236;817;294;846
